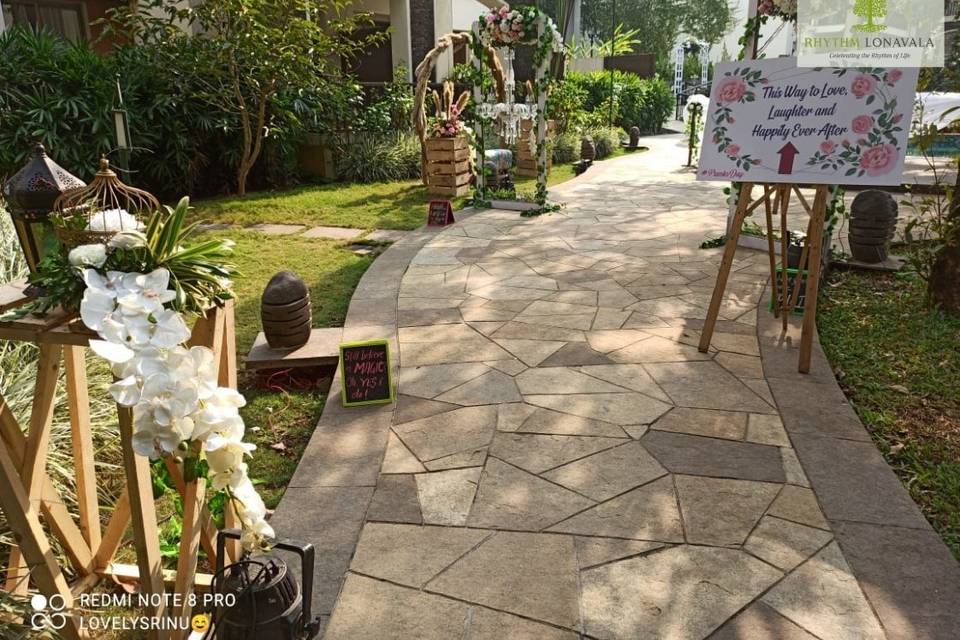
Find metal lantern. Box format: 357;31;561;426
51;155;159;250
2;143;85;272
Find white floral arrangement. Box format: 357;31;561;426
27;197;273;552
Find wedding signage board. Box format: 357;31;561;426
697;58;918;186
427;200;455;227
339;339;394;407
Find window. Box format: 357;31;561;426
4;0;87;42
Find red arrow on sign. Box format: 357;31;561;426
777;142;800;175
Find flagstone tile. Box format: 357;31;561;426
469;284;554;301
484;358;528;375
398;297;466;310
416;467;482;526
428;531;580;629
398;308;463;327
574;537;666;569
780;447;810;487
539;342;614;366
491;338;566;366
491;321;586;342
644;361;776;413
466;606;579;640
516;367;626;395
581;546;782;640
745;515;833;571
629;297;709;319
591;308;632;329
489;433;623;474
497;402;540;432
514;313;597;330
548;476;684;542
324;574;469;640
516;408;629;438
583;329;651;353
543;441;668;501
674;475;780;546
651;407;748;441
436;370;522;406
621;312;671;329
394;395;459;425
401;337;513;366
423;448;487;471
351;523;488;588
767;485;830;530
394;406;496;462
746;413;791;446
762;542;886;640
382;432;426;474
460;305;520;322
398;363;491;399
642;431;786;483
708;601;820;640
577;364;671;402
714;351;765;379
468;458;594;531
526;392;672;426
607;335;713;363
523;300;599;316
499;275;559;290
467;321;506;336
546;290;599;305
367;475;422;524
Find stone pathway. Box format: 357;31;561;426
271;134;960;640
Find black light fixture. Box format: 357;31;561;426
208;530;322;640
2;144;85;272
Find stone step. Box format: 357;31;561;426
245;327;343;370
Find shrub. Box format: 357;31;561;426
565;71;674;134
584;127;622;159
552;132;580;163
336;134;421;183
546;79;589;134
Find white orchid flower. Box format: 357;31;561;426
89;339;135;365
109;375;142;406
108;230;147;250
149;310;191;348
68;244;108;269
241;519;275;552
80;289;118;331
116;269;176;317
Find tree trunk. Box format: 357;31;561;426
928;166;960;314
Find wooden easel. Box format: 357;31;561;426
698;182;830;373
0;294;240;640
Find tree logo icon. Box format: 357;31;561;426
853;0;887;32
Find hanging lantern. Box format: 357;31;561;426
2;144;86;273
51;155;159;250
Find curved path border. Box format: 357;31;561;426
270;136;960;639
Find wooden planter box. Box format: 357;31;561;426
426;136;472;197
516;120;555;178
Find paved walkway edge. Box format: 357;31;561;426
268;207;484;634
756;288;960;640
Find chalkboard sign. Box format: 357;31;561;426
427;200;455;227
339;339;394;407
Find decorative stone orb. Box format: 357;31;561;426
849;190;898;263
261;271;312;349
580;137;596;162
629;127;641;147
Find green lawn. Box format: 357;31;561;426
206;230;376;354
192;180;465;230
191;150;633;231
818;271;960;558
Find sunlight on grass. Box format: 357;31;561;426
819;270;960;558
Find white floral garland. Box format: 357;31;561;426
75;240;273;552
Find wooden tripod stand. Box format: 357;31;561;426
0;295;240;640
698;182;831;374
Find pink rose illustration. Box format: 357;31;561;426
850;74;877;99
859;144;898;176
820;140;837;154
891;113;903;124
852;115;875;135
726;144;741;157
886;69;903;84
716;76;747;104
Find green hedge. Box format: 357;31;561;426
0;27;360;198
564;71;674;135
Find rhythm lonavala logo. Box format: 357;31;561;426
853;0;887;33
30;593;68;631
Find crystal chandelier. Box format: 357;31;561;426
477;48;538;145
